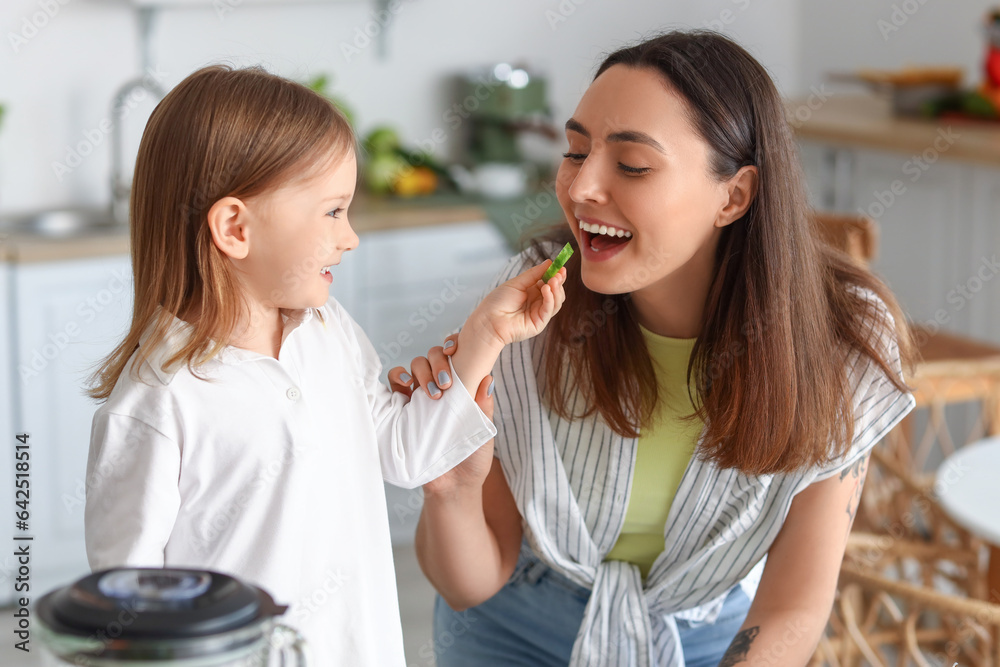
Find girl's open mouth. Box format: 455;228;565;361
578;219;632;259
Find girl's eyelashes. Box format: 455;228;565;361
562;152;587;162
326;208;343;219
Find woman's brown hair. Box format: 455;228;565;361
89;65;354;400
532;30;915;475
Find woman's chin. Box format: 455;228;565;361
580;270;630;296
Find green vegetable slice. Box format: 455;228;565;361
542;242;574;281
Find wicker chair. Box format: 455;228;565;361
810;211;1000;665
810;559;1000;666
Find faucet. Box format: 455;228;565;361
109;74;166;226
109;7;166;226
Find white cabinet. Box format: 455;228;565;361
346;220;513;384
848;148;970;329
0;262;14;605
797;141;1000;345
965;166;1000;341
5;255;133;601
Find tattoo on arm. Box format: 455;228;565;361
842;455;869;538
718;626;760;666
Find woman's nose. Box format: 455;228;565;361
567;156;609;205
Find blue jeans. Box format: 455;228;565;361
433;545;752;667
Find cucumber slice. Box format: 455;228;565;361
542;242;574;281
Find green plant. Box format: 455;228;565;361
305;74;355;128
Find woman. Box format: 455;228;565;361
390;30;915;666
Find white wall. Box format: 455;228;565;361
799;0;994;95
0;0;799;214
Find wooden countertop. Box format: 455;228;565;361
786;93;1000;167
0;194;490;264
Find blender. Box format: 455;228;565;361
36;567;307;666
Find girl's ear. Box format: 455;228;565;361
716;165;758;228
207;196;250;260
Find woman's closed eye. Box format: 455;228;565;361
561;152;651;176
617;162;651;175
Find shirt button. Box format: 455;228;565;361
286;387;301;401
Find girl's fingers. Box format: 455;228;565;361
428;346;452;390
387;366;414;397
553;268;567;312
507;260;551;291
541;284;553;320
409;355;442;399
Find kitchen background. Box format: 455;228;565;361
2;0;1000;665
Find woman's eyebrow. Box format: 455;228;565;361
607;130;667;154
565;118;589;137
565;118;666;154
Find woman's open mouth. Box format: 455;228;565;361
578;219;632;261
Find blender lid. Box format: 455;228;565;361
37;568;287;639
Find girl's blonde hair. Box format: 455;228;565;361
89;65;354;400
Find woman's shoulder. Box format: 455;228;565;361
811;285;916;480
841;285;905;385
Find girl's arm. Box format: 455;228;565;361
447;261;566;401
85;412;182;570
414;375;524;611
716;454;871;665
354;262;565;488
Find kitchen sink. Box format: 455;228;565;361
0;207;125;238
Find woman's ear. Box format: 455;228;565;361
207;196;250;259
716;165;758;228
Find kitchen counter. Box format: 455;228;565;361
0;193;495;264
0;186;570;264
785;93;1000;166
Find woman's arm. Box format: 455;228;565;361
414;375;524;611
717;454;870;666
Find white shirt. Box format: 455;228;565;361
486;248;916;667
86;297;496;667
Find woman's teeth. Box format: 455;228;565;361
578;219;632;239
320;266;332;275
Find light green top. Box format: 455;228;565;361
604;324;702;579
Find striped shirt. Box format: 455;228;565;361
486;248;915;667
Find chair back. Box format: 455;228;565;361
812;211;878;266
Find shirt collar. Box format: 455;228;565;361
139;305;317;385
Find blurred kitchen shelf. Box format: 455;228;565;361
350;192;487;234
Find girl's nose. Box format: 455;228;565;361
567;157;609;205
340;221;360;252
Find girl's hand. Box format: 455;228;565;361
387;334;459;400
472;262;568;349
422;373;496;498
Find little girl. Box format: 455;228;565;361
84;65;566;666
